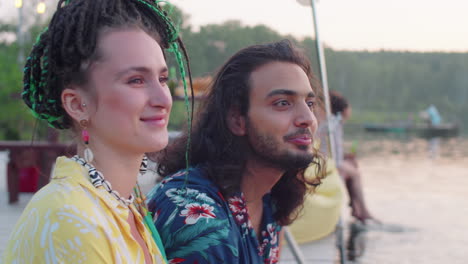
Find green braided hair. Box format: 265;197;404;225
22;0;193;131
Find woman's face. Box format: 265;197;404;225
82;28;172;154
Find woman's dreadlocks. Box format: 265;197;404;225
22;0;193;129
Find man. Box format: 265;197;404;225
148;40;325;264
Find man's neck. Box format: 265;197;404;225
240;158;284;204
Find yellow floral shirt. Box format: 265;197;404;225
3;156;166;264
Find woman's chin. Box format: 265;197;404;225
144;138;169;153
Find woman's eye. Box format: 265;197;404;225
307;100;316;108
128;78;144;85
159;76;169;84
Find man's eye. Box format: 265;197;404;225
274;100;290;106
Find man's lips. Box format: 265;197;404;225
287;135;312;145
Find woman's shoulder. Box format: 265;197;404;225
5;182;111;251
4;186;124;263
26;157;96;209
31;156;117;214
22;157;117;227
21;179;106;223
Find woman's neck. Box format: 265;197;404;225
77;141;143;199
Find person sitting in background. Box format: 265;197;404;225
329;90;378;224
148;40;326;263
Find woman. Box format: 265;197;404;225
3;0;190;263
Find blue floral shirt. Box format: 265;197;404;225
147;167;282;264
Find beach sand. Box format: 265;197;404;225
346;137;468;264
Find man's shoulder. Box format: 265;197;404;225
149;169;241;263
151;167;220;197
148;166;228;214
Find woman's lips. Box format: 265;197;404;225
140;116;166;127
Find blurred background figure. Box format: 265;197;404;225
420;104;442;158
419;104;443;129
329;90;378;224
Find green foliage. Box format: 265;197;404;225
168;100;203;131
1;5;467;140
0;21;54;140
0;41;36;140
325;51;468;131
168;100;190;131
177;20;284;77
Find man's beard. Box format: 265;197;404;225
246;122;314;171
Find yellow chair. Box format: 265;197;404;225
289;159;345;243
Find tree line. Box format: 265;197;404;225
0;6;466;140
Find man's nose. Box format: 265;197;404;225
294;102;318;133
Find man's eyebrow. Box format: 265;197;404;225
266;89;297;98
115;66;168;80
266;89;316;98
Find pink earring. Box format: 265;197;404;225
80;119;94;163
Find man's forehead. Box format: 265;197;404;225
249;62;314;98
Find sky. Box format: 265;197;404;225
1;0;467;52
169;0;468;52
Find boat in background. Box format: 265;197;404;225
363;122;460;138
414;123;460;138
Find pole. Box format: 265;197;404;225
308;0;336;160
284;228;306;264
17;5;24;65
308;1;347;263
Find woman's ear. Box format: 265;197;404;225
227;108;246;136
61;87;89;123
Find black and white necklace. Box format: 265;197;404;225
72;155;148;207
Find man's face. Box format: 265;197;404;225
245;61;318;170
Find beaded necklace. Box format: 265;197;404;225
72;155;136;206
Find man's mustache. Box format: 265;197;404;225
283;128;313;140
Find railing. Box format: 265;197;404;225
0;141;74;203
